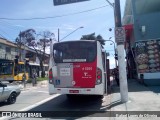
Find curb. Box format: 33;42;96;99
20;80;48;91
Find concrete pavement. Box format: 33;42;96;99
19;80;48;91
18;79;160;119
109;79;160;119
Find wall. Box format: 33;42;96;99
132;0;160;41
131;0;160;84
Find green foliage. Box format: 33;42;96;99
80;33;105;46
27;77;48;83
16;29;54;78
36;77;48;81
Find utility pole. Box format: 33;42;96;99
19;31;22;62
22;31;27;89
114;0;128;102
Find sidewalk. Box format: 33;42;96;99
110;79;160;119
19;80;48;91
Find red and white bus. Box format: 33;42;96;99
48;40;107;97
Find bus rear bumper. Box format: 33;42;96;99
49;87;104;95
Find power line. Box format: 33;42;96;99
0;5;109;21
0;33;7;39
105;0;114;8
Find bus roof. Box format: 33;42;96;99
58;40;97;43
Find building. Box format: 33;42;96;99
0;37;49;78
123;0;160;85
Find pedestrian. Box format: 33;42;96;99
32;69;37;86
114;68;119;86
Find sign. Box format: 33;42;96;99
135;39;160;73
60;68;70;76
53;0;89;6
115;27;125;44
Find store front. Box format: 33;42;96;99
135;39;160;85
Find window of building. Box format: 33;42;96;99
15;48;18;52
6;47;11;53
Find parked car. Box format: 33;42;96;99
0;82;21;104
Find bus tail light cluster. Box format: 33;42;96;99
96;67;102;85
49;68;54;84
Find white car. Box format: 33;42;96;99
0;82;21;104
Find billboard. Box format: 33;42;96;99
135;39;160;73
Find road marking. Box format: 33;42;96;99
21;86;46;92
36;91;49;93
0;94;60;120
19;94;60;111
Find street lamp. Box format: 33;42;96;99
59;26;84;42
104;38;118;68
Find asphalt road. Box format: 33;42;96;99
0;84;111;119
28;94;111;119
0;87;51;111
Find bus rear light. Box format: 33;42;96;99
97;75;101;79
97;71;101;75
96;67;102;85
49;69;54;84
49;69;53;79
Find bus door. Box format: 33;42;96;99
54;63;74;88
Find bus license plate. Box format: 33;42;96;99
69;90;79;93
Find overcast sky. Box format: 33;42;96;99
0;0;126;68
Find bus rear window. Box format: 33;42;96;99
53;41;97;63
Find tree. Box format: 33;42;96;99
17;29;54;78
80;33;105;46
16;29;36;61
15;33;23;61
34;31;54;77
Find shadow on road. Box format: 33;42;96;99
28;94;123;118
0;102;9;107
148;86;160;94
111;79;160;94
112;79;147;93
